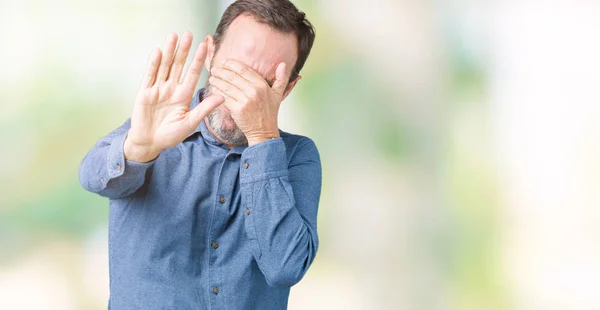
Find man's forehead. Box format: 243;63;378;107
216;14;297;82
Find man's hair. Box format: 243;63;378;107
213;0;316;82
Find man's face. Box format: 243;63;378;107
204;14;299;146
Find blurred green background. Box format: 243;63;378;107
2;0;600;309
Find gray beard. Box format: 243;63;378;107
204;84;248;146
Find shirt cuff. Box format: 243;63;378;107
103;131;155;186
240;138;288;184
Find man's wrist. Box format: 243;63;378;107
247;132;281;147
124;137;160;163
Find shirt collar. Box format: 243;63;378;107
191;88;207;134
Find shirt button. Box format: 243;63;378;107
100;177;105;183
116;164;122;171
219;196;226;204
245;209;251;215
213;287;220;294
243;162;249;169
211;241;219;249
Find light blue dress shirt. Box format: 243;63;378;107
79;89;322;309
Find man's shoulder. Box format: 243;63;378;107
279;130;313;145
278;130;320;158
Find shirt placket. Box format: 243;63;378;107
208;153;240;309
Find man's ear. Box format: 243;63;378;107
282;75;301;101
204;35;215;72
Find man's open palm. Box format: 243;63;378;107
125;32;224;162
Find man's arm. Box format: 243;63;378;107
79;32;223;198
78;119;155;198
209;58;321;286
240;137;321;287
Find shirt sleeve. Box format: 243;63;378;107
239;137;322;287
78;119;155;199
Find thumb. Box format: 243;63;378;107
271;62;290;96
187;94;224;129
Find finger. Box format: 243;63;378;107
220;59;266;86
156;33;178;82
140;48;162;88
169;31;193;83
182;42;208;91
208;76;246;103
210;67;257;98
187;94;224;129
272;62;290;96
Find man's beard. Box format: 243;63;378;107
204;83;248;146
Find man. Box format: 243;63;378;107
78;0;321;308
